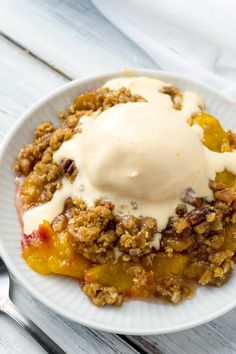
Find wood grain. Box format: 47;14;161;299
0;0;156;78
0;35;67;140
128;309;236;354
10;278;139;354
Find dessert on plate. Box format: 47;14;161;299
13;76;236;307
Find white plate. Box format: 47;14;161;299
0;69;236;335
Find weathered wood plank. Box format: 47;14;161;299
0;0;156;79
0;35;67;140
0;36;139;354
10;278;139;354
127;308;236;354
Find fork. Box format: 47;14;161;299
0;258;66;354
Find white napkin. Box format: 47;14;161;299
92;0;236;98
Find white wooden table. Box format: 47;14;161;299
0;1;236;353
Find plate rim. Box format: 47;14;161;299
1;68;236;335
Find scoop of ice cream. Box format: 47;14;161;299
79;102;206;201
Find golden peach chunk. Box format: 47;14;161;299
153;253;189;279
73;91;99;111
85;261;134;292
184;262;205;279
189;112;231;152
215;170;236;189
22;221;91;278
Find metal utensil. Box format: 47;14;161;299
0;258;66;354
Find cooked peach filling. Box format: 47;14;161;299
22;221;91;278
189;112;232;152
14;79;236;307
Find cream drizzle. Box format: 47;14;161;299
104;76;204;121
22;76;235;235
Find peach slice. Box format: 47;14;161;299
22;221;91;278
189;112;231;152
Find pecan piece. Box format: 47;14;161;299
187;206;214;226
182;188;202;207
59;158;75;175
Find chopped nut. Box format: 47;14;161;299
171;291;181;304
182;188;202;207
194;221;210;234
174;218;190;233
206;212;216;222
176;203;187;216
59;159;75;175
187;206;214;225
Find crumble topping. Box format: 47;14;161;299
14;77;236;307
